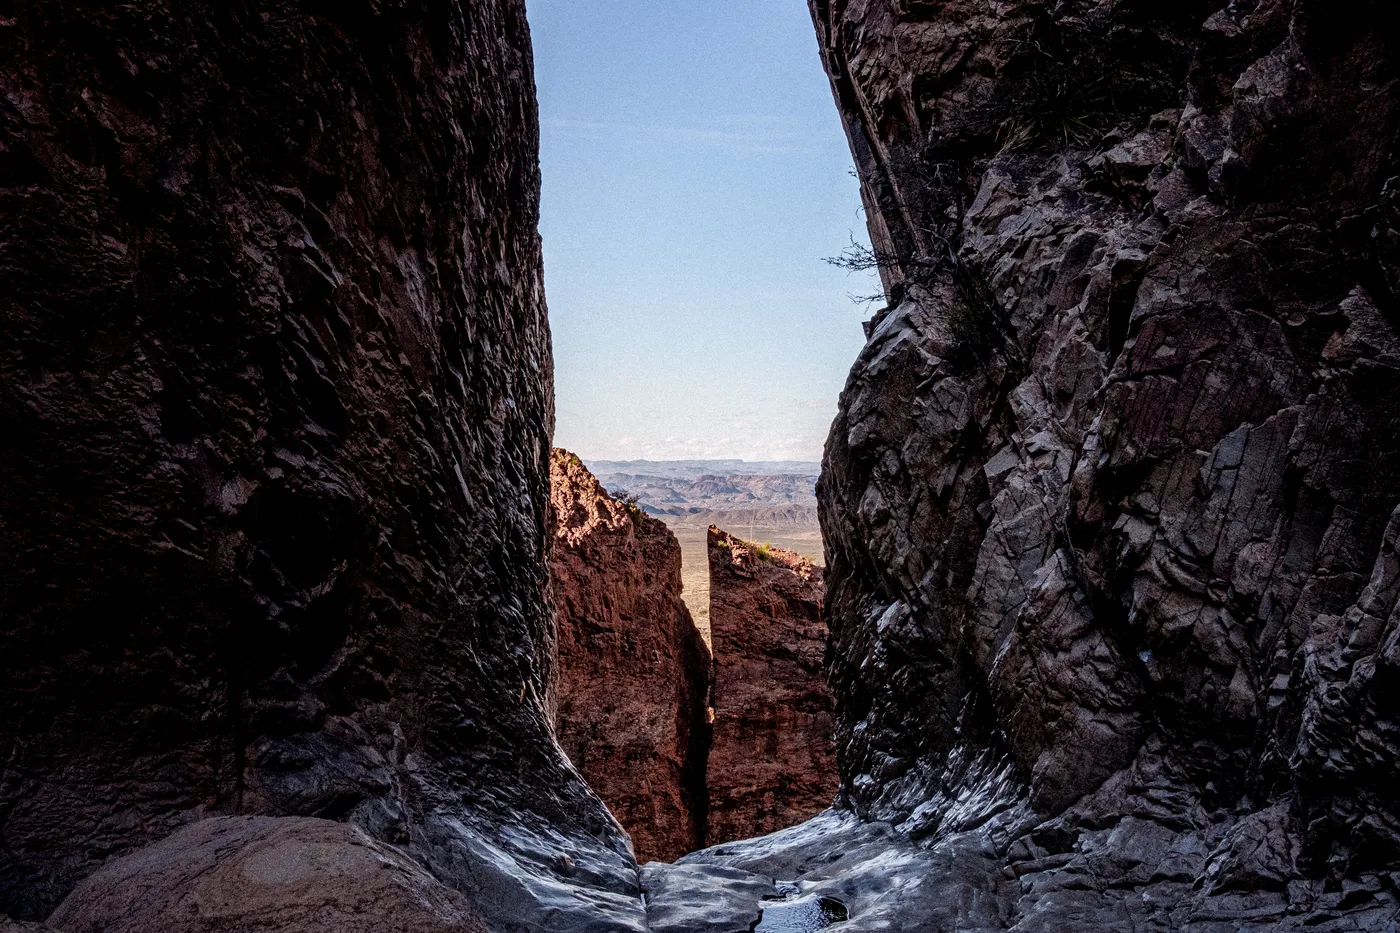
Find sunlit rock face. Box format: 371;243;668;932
549;449;712;863
0;2;644;930
801;0;1400;927
706;527;838;846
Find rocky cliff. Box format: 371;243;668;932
11;0;1400;929
705;527;837;845
549;450;711;863
0;3;642;930
801;0;1400;928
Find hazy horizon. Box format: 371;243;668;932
583;456;820;469
528;0;878;463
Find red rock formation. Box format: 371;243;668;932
705;526;837;844
549;450;711;862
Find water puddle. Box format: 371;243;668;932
754;882;848;932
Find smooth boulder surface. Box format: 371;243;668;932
46;817;488;933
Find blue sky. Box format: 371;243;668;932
528;0;877;462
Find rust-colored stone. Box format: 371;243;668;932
705;526;837;845
548;450;711;862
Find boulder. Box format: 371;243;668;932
46;817;487;933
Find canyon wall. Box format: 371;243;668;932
705;527;837;845
0;2;641;929
549;450;711;863
805;0;1400;927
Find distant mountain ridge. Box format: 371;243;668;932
582;460;827;633
586;460;819;522
585;459;819;480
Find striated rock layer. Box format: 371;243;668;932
805;0;1400;928
549;449;712;863
0;2;641;930
705;527;837;846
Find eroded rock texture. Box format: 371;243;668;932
549;449;711;863
800;0;1400;928
0;3;641;929
706;527;837;845
46;817;488;933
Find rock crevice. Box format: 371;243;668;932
548;449;712;863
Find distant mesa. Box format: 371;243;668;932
586;458;827;639
586;459;820;480
590;464;822;538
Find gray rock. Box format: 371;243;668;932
46;816;488;933
644;810;1020;933
640;861;772;933
804;0;1400;928
0;1;640;929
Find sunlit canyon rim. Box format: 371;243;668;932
547;453;838;867
4;1;1400;932
548;450;711;864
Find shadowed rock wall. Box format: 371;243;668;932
0;3;640;928
706;527;837;845
549;449;712;863
803;0;1400;926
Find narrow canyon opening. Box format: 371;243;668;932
6;1;1400;931
548;451;838;861
530;0;867;862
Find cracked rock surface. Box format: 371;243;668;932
0;2;641;930
549;449;712;863
787;0;1400;928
